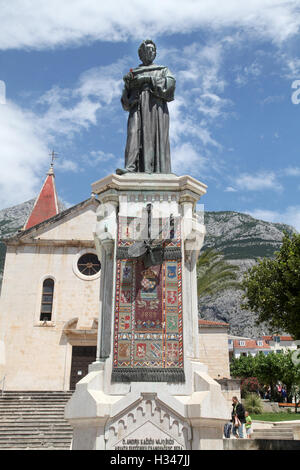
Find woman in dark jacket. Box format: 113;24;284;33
231;396;246;438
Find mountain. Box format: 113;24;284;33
0;199;65;286
200;211;296;337
0;201;297;337
203;211;295;259
0;199;36;285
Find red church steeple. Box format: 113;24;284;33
24;152;59;230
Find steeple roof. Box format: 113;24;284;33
24;164;59;230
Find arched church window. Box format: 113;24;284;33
40;278;54;321
77;253;101;276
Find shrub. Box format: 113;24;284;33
244;393;263;415
241;377;261;398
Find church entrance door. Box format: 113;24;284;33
70;346;97;390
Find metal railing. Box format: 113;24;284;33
0;376;5;396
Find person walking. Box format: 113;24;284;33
231;396;246;439
281;388;287;402
245;411;252;438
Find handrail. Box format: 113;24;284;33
0;375;5;396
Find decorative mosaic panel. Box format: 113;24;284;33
112;209;184;382
112;258;184;382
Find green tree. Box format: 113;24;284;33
280;351;300;408
254;352;285;401
197;248;240;297
242;233;300;339
230;355;256;379
230;351;300;406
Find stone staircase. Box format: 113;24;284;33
0;391;73;450
253;427;294;440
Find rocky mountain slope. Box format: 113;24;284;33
0;201;296;337
0;199;65;284
203;211;294;259
201;211;296;337
0;199;36;284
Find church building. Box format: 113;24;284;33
0;163;101;391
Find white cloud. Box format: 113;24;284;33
56;159;80;173
0;59;127;209
166;41;229;154
175;42;226;94
82;150;122;173
279;54;300;78
234;60;263;86
169;97;221;149
0;101;49;207
171;142;208;176
36;58;127;140
196;93;232;120
247;206;300;231
1;1;300;50
76;60;125;104
228;167;300;195
234;171;283;192
283;166;300;177
38;97;101;138
260;95;285;105
225;186;238;192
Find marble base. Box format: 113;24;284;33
65;359;230;450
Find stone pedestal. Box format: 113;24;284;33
65;173;230;450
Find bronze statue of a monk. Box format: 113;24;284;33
116;40;175;175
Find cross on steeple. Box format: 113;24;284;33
48;150;58;175
50;149;58;165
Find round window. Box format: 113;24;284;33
77;253;101;276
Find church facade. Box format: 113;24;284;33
0;166;102;391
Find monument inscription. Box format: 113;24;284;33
115;437;183;450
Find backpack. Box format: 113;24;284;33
224;422;232;438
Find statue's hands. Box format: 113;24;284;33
152;76;165;91
126;75;152;89
140;75;152;84
138;75;153;91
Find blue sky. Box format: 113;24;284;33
1;1;300;229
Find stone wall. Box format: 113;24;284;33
198;326;230;379
224;439;300;450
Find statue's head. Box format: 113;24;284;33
138;40;156;66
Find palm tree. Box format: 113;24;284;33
197;248;241;298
